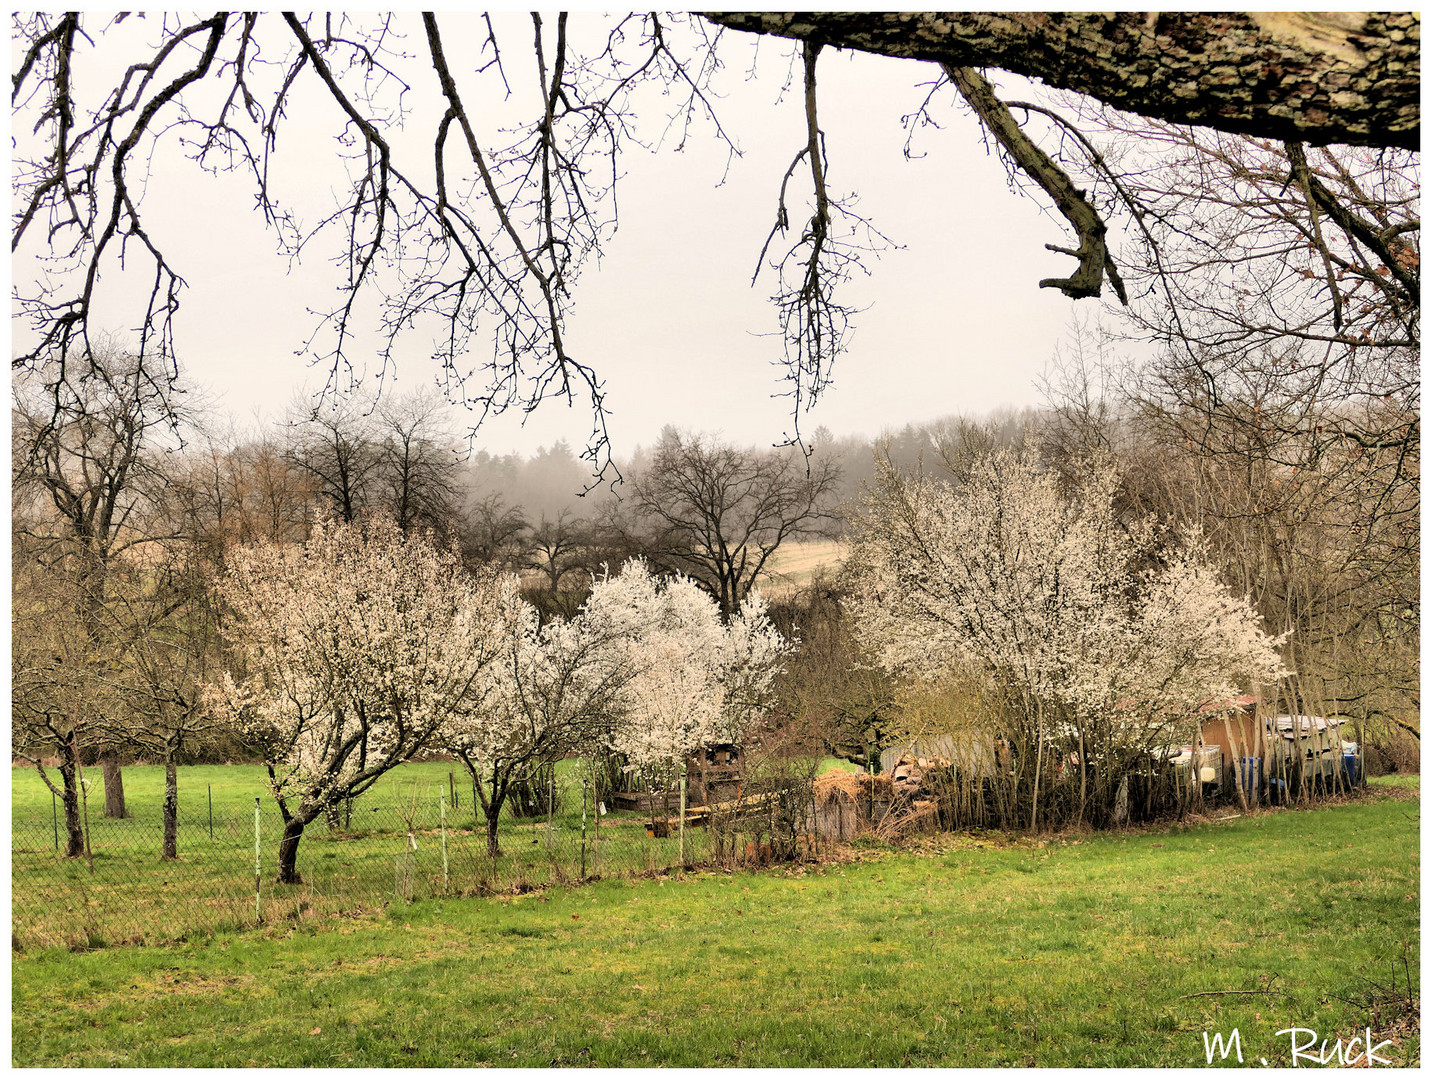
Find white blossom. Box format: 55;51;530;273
587;561;790;781
850;452;1288;745
209;516;515;818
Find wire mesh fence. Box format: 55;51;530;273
11;767;833;949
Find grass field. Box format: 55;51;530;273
12;757;864;825
12;757;860;948
12;778;1419;1067
12;759;564;823
754;540;846;595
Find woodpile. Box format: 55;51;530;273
813;770;893;840
812;769;940;841
889;753;954;798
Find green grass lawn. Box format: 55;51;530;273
13;759;731;948
12;778;1419;1067
13;757;864;825
14;755;854;948
12;759;565;823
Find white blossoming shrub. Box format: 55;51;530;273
210;516;518;880
439;582;631;855
849;451;1287;827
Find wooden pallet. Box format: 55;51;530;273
646;789;781;833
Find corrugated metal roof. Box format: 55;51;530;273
1272;714;1342;733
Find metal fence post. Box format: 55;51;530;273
546;775;554;852
253;797;261;921
208;785;214;840
52;791;58;852
679;764;687;865
440;790;449;893
79;774;94;872
580;781;588;879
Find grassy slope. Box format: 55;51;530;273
12;780;1419;1067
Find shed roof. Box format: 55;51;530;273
1272;714;1343;733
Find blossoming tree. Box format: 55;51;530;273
439;559;789;853
589;561;790;787
212;516;516;882
441;591;631;857
849;451;1286;827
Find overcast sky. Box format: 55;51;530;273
15;13;1106;463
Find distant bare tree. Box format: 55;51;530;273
179;430;318;551
525;511;589;591
375;391;463;536
285;398;382;525
459;493;530;572
631;429;841;620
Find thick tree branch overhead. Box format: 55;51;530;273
702;12;1420;150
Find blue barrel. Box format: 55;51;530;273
1240;756;1261;795
1342;751;1359;787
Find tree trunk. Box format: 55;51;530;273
59;734;86;858
276;815;307;884
162;759;179;860
1030;704;1045;833
701;12;1420;150
485;806;502;859
101;752;128;818
459;754;506;859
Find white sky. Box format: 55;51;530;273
14;13;1104;462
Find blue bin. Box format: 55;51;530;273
1342;752;1359;787
1239;756;1261;795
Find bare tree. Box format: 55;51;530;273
285;398;383;526
98;529;227;861
12;349;187;822
631;429;841;620
459;493;531;573
767;575;895;771
374;391;463;536
1062;122;1420;470
519;510;599;620
12;551;114;855
180;429;318;550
